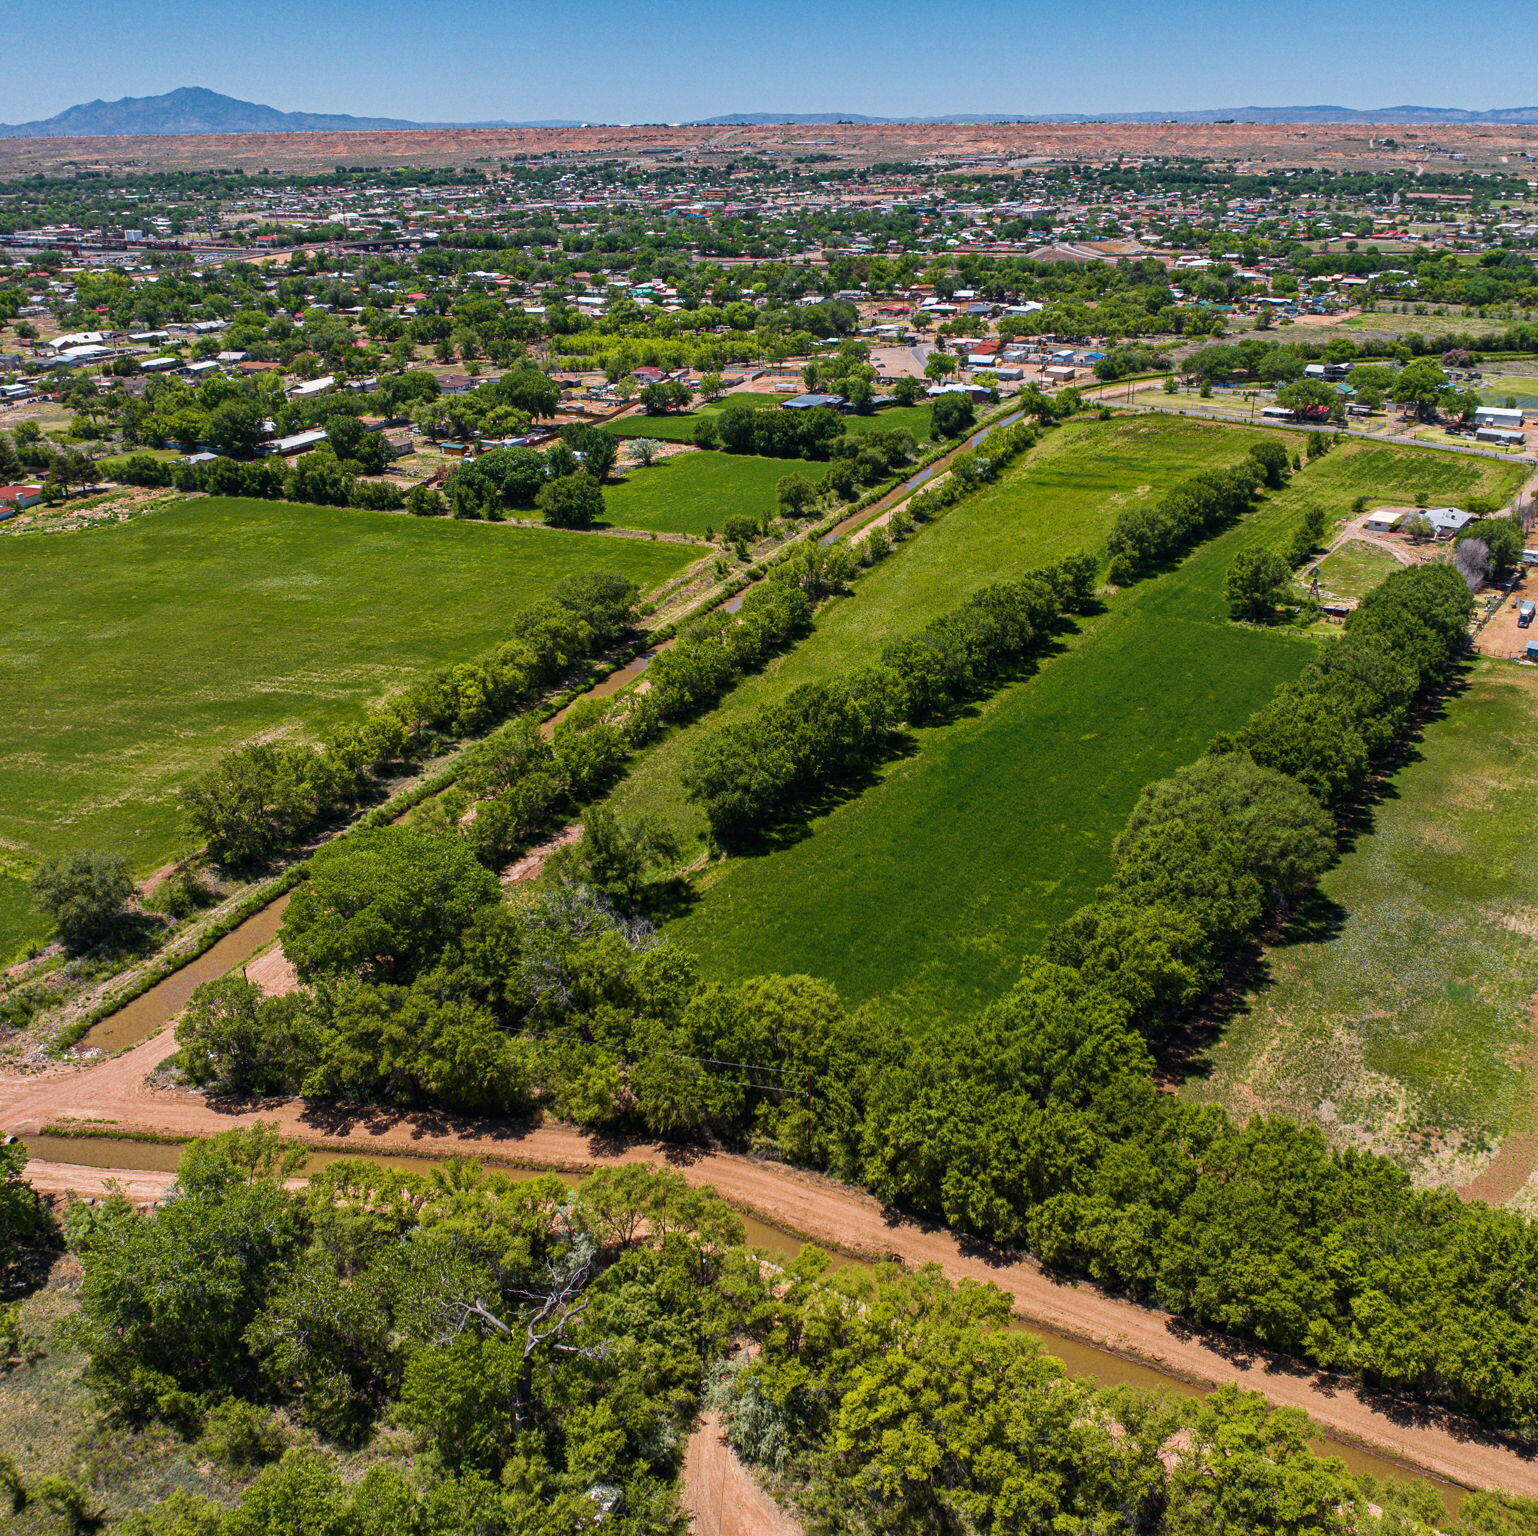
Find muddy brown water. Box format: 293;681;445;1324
20;1131;1463;1511
74;894;292;1056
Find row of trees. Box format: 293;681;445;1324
181;575;640;868
719;1256;1537;1536
704;401;848;458
682;555;1098;843
1105;441;1284;586
20;1130;1533;1535
116;446;407;511
176;561;1538;1437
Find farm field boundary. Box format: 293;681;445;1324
608;423;1520;1020
0;496;700;963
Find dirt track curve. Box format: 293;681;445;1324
5;1025;1537;1499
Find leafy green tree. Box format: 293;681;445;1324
31;850;133;950
537;471;604;530
1247;437;1291;489
1165;1388;1361;1536
1390;359;1450;420
1462;515;1524;576
929;389;975;438
70;1128;306;1419
1225;547;1292;622
195;1398;289;1470
280;828;501;983
1229;693;1371;810
638;379;692;414
558;423;618;482
1290;502;1328;567
548;806;681;911
404;483;446;516
0;1141;53;1286
205;398;268;458
1274;377;1337;416
175;976;315;1095
776;471;819;517
1046;898;1213;1028
1119;755;1335;909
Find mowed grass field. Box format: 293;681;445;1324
1310;539;1405;601
1185;663;1538;1192
608;422;1522;1021
0;497;699;960
603;450;818;536
1292;440;1526;514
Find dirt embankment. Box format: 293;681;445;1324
6;1024;1538;1498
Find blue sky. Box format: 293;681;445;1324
4;0;1533;124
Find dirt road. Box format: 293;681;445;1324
678;1412;804;1536
4;1029;1536;1497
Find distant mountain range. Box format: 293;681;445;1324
0;88;584;138
6;88;1538;139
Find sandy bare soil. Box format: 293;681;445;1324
242;946;298;996
5;1028;1537;1497
4;121;1537;174
679;1411;804;1536
1472;571;1538;659
1460;999;1538;1206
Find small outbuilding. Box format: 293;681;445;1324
1475;405;1525;431
780;392;845;411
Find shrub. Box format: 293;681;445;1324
31;850;133;950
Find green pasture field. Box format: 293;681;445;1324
604;424;1523;1021
1184;662;1538;1189
598;416;1295;1015
0;497;698;961
1308;539;1405;601
603;451;818;536
661;474;1317;1022
1477;374;1538;406
1297;441;1526;515
606;415;1275;832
